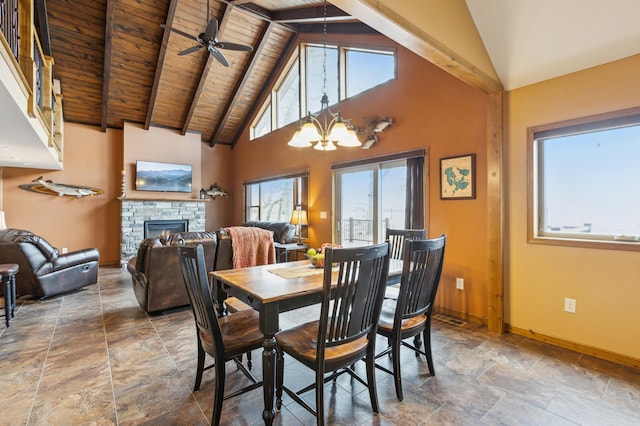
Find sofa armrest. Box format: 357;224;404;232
52;248;100;271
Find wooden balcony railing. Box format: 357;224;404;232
0;0;63;164
0;0;19;60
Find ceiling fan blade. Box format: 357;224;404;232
217;41;253;52
208;46;229;67
204;19;218;41
179;45;204;56
160;24;198;42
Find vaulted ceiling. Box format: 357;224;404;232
45;0;375;148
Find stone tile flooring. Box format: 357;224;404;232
1;267;639;425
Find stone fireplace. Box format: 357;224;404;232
120;199;206;266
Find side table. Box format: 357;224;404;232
274;243;308;263
0;263;18;327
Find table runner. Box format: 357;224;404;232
268;263;326;279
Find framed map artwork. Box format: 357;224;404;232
440;154;476;200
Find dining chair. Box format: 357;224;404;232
179;244;264;426
375;235;446;401
275;242;391;425
386;228;427;261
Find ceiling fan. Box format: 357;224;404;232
160;18;253;67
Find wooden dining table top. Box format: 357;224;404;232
210;258;404;304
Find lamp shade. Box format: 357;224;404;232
336;127;361;147
290;209;308;226
0;211;6;230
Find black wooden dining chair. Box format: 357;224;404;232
179;244;264;426
275;242;390;425
375;235;446;401
386;228;427;261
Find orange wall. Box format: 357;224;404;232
2;122;233;265
201;143;233;231
122;122;202;199
231;34;490;322
506;54;640;361
3;123;122;264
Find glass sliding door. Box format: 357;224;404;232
335;160;406;246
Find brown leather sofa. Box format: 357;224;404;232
127;231;218;313
128;225;289;313
0;228;100;298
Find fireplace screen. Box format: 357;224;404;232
144;219;188;239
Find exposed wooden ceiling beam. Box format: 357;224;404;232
271;5;351;23
291;22;377;35
101;0;116;132
231;31;298;148
182;3;233;135
216;0;297;32
145;0;180;130
330;0;502;94
210;22;274;147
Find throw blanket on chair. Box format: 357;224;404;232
224;226;276;268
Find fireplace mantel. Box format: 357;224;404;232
117;197;209;202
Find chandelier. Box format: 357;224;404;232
287;0;361;151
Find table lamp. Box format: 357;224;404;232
290;209;308;245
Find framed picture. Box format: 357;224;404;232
440;154;476;200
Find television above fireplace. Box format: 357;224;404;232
135;160;192;193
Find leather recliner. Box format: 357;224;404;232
0;228;100;298
127;231;218;313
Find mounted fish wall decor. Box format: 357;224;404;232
205;183;229;200
20;176;103;198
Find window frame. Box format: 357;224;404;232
244;171;309;234
249;41;397;141
527;106;640;252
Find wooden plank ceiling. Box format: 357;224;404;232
45;0;376;147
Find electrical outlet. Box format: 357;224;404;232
61;247;68;254
564;297;576;313
320;211;327;219
456;277;464;290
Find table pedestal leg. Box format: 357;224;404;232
262;336;276;425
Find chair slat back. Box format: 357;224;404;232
396;235;446;323
386;228;427;260
179;244;224;359
320;243;390;350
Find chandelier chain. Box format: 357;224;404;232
322;0;328;98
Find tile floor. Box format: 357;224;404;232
1;267;639;425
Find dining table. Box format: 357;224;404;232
210;257;403;425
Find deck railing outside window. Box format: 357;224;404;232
341;218;392;245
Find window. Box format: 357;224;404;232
244;172;308;223
529;108;640;250
253;105;271;139
250;42;396;140
276;60;300;128
333;152;424;247
346;48;395;98
305;45;338;113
